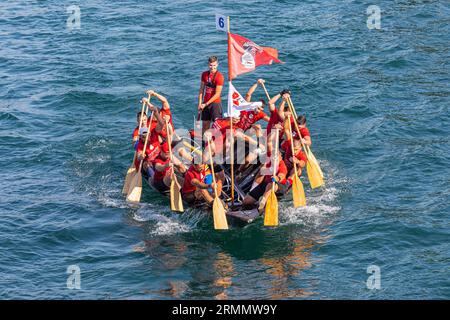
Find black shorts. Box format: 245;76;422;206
201;102;223;121
153;179;169;193
182;191;196;204
248;180;269;200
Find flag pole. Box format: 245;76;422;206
227;17;235;204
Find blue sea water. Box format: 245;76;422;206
0;0;449;299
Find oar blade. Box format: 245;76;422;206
306;148;324;178
170;178;184;213
213;197;228;230
307;161;324;189
126;173;143;203
292;176;306;207
122;166;136;195
264;191;278;226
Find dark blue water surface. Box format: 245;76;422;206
0;0;449;299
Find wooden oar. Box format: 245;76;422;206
287;115;306;207
166;120;184;213
260;82;271;101
287;96;324;179
206;137;228;230
264;128;279;227
306;145;324;178
122;100;147;194
126;111;153;204
182;141;202;156
286;97;324;189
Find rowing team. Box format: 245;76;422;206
128;80;314;211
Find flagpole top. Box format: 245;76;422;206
227;16;230;33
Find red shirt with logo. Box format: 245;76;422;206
202;71;224;103
182;165;206;194
236;110;268;131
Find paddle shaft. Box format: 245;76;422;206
206;138;219;199
131;100;148;164
261;82;271;102
286;97;308;159
166;119;175;172
272;129;279;192
137;111;153;174
287;115;299;177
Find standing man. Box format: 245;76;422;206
198;56;225;135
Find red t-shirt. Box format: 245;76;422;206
202;71;224;103
236;110;268;131
134;140;160;169
182;165;206;194
132;126;140;141
292;127;310;140
263;159;288;183
210;118;235;151
283;143;308;168
159;107;173;126
145;120;167;145
153;156;170;182
266;109;284;137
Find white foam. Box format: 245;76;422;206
279;161;344;228
132;207;193;236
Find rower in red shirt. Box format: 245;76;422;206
236;79;270;134
242;155;288;211
151;142;187;193
132;109;149;147
265;90;294;161
134;127;160;178
280;114;312;187
198;56;225;136
182;163;216;205
204;117;260;167
146;90;174;130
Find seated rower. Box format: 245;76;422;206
204;117;261;167
146;90;173;127
236;78;270;136
242;153;288;212
152;142;187;193
132;110;148;147
181;163;216;206
280;114;311;187
135;127;160;178
266;91;291;154
145;101;168;145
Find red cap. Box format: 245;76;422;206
161;142;170;153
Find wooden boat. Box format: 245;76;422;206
142;135;288;226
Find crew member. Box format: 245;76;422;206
198;56;225;135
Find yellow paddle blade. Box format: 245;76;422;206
306;148;324;179
126;173;142;203
264;191;278;226
170;178;184;213
292;175;306;207
213;197;228;230
122;166;136;195
307;160;324;189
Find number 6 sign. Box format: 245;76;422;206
215;14;228;32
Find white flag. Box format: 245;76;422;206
227;82;262;117
215;14;228;32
